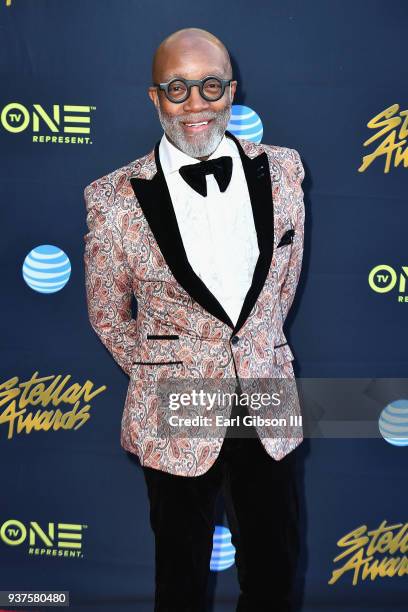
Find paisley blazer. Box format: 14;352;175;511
83;130;305;476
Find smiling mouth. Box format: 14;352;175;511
183;120;210;126
182;118;214;125
181;119;213;133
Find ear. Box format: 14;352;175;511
229;81;237;103
148;86;159;110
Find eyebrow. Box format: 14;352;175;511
161;71;227;82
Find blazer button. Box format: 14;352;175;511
231;335;240;345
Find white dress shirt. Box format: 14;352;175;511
159;132;259;327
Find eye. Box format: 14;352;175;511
203;78;223;98
168;80;187;96
204;79;221;90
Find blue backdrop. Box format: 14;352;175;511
1;1;407;611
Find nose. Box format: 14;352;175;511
182;84;210;113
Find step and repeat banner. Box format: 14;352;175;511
1;1;407;610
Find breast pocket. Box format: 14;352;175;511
276;228;295;248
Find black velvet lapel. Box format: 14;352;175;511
129;129;274;336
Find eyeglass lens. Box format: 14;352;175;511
167;78;223;101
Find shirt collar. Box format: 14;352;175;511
159;131;239;176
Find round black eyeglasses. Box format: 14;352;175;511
152;76;232;103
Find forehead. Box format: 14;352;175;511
162;68;226;82
158;41;227;82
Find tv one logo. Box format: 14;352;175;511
368;265;408;301
0;102;95;144
1;519;87;557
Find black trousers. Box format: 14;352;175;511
142;390;300;612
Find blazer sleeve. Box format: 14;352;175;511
83;182;138;376
279;148;305;323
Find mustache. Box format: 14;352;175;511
158;106;230;125
178;114;218;123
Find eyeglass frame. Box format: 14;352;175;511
152;75;234;103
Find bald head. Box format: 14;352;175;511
152;28;232;84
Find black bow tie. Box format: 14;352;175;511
178;156;233;197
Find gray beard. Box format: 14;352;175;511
157;103;232;158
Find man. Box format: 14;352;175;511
84;27;305;612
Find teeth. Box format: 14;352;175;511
185;121;209;127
